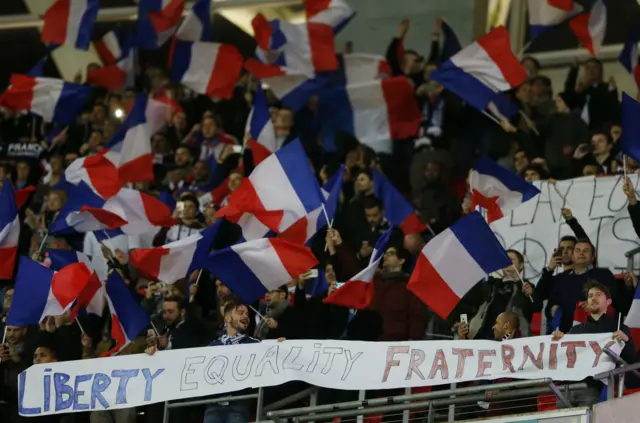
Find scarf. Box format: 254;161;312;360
219;334;249;345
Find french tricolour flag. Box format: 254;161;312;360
103;271;150;357
247;85;277;165
63;154;123;199
137;0;185;49
319;76;420;153
252;13;338;77
50;181;177;236
569;0;607;57
87;40;135;92
103;95;169;183
171;40;243;100
280;164;346;245
624;284;640;351
527;0;583;40
218;140;325;241
48;249;104;321
0;183;20;280
305;0;356;34
469;156;540;224
372;168;427;235
323;225;394;309
621;93;640;164
95;30;127;65
408;212;511;318
430;27;527;114
0;75;91;124
619;25;640;90
130;221;220;284
7;257;92;326
41;0;99;50
206;238;318;303
175;0;212;42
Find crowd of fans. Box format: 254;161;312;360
1;16;640;423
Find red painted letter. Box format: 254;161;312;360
518;343;545;370
476;350;496;378
452;348;474;379
382;346;409;382
428;349;449;380
560;341;587;369
406;349;426;380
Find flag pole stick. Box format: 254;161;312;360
249;305;266;321
150;321;161;337
512;264;534;303
618;312;622;331
76;318;86;334
36;233;49;257
624;155;628;179
322;203;333;252
1;325;6;344
190;270;204;303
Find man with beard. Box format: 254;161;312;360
552;281;637;406
204;301;260;423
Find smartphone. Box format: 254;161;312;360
580;144;594;154
460;314;468;325
553;248;562;258
232;145;243;154
175;201;185;218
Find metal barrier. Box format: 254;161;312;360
162;389;263;423
265;378;587;423
594;348;640;401
625;246;640;272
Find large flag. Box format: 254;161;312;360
175;0;212;42
569;0;607;57
527;0;583;40
137;0;185;49
624;283;640;352
469;156;540;223
63;154;123;199
0;183;20;279
619;25;640;90
102;272;150;357
95;29;128;65
323;226;394;309
218;140;325;241
103;95;168;183
430;27;527;113
206;238;318;303
279;164;346;245
372;168;426;235
305;0;356;34
48;249;103;321
251;13;338;77
247;85;277;165
0;75;91;124
130;221;220;283
408;212;511;318
41;0;99;50
87;37;135;92
50;181;177;235
7;257;92;326
171;40;243;99
621;93;640;163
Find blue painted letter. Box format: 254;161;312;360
18;372;41;415
111;369;139;405
54;373;74;411
141;368;165;401
90;373;112;409
73;374;92;410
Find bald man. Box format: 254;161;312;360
492;311;520;341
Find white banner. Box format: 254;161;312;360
493;174;640;282
19;335;619;416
